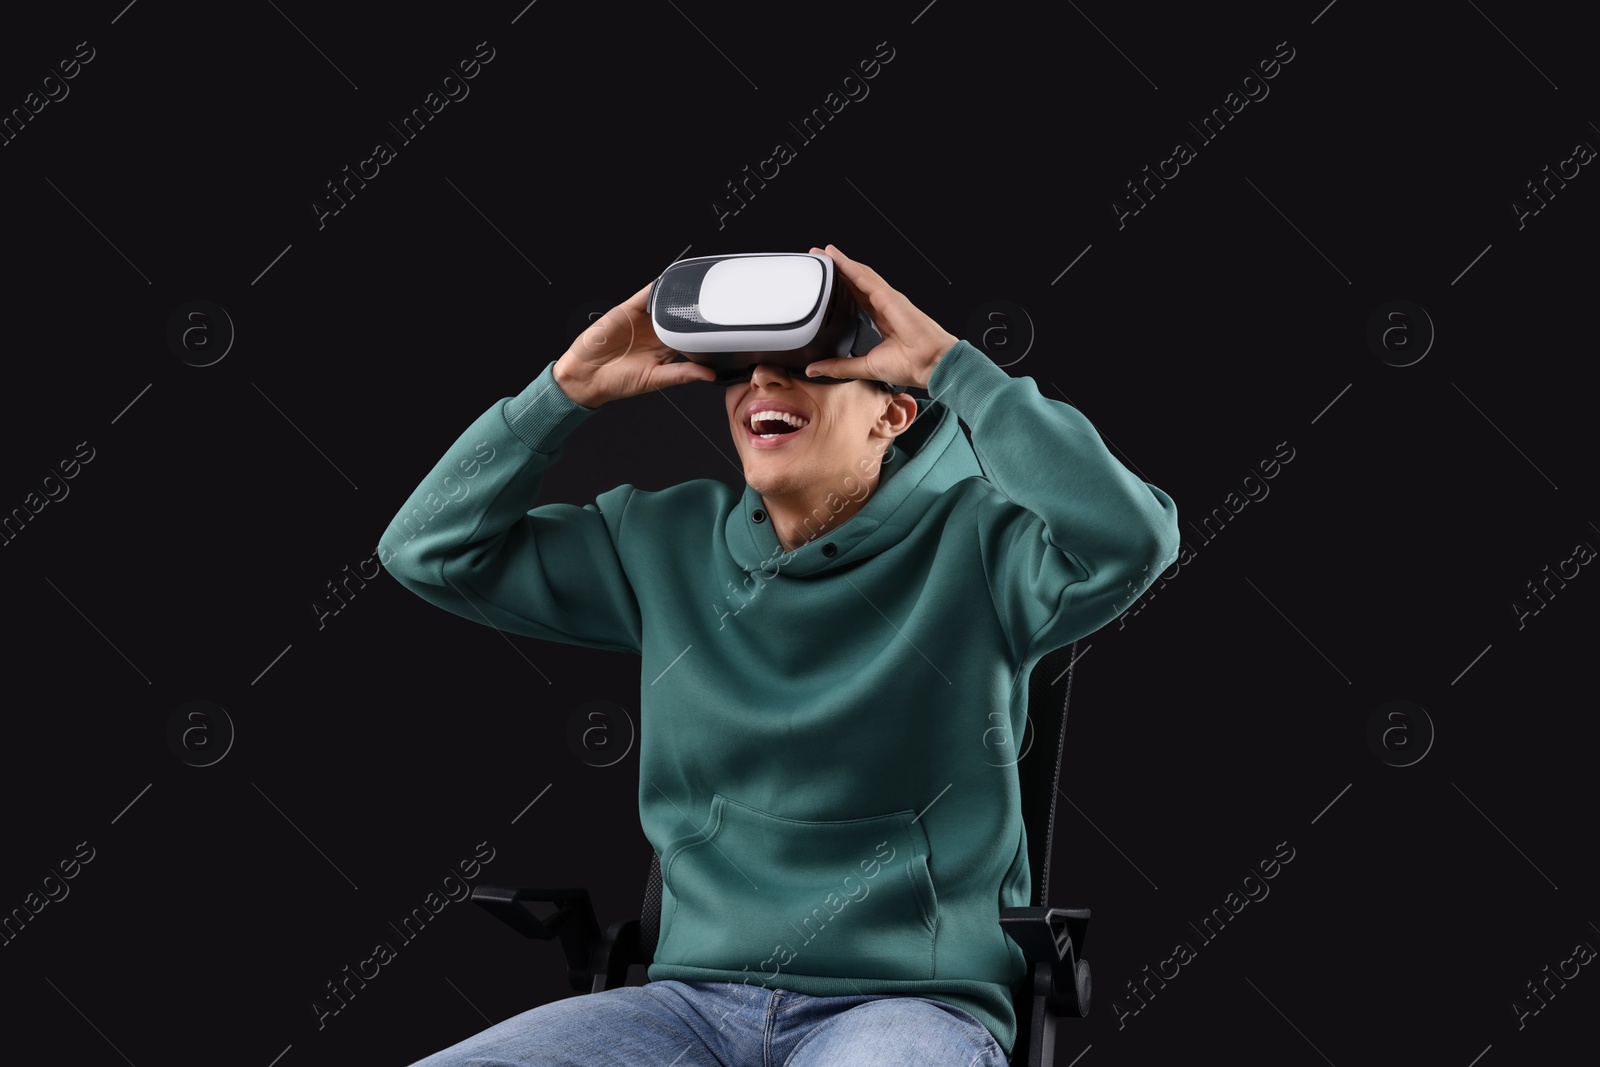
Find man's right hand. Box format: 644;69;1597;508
553;283;717;409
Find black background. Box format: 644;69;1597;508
2;2;1594;1065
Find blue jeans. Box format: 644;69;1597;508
405;979;1009;1066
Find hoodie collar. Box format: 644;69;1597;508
723;396;983;578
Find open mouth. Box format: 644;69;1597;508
745;411;810;448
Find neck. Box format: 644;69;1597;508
764;459;890;554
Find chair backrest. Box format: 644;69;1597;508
1018;640;1078;909
641;847;663;961
637;640;1079;960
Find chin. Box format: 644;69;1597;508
744;460;802;497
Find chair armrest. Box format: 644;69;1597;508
471;885;602;992
594;918;647;993
1000;906;1091;1017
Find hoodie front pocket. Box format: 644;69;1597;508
658;792;941;981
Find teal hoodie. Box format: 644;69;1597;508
378;339;1180;1056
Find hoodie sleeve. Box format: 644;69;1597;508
375;360;643;655
928;340;1180;664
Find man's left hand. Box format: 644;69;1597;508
803;244;958;392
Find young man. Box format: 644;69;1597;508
385;245;1180;1066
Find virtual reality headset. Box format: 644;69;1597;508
649;252;905;392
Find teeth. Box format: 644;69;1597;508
749;410;809;434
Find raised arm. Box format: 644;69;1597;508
929;341;1179;659
804;245;1180;662
376;284;717;653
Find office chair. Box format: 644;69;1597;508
471;640;1092;1066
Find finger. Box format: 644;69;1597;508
681;363;719;386
812;246;858;305
622;282;654;313
832;262;871;315
825;244;892;298
823;246;901;329
821;251;874;325
654;362;718;391
804;357;868;380
678;362;717;382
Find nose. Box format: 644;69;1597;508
748;362;796;387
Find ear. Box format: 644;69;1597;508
881;392;917;436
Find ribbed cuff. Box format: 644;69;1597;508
926;339;1012;426
501;360;599;453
